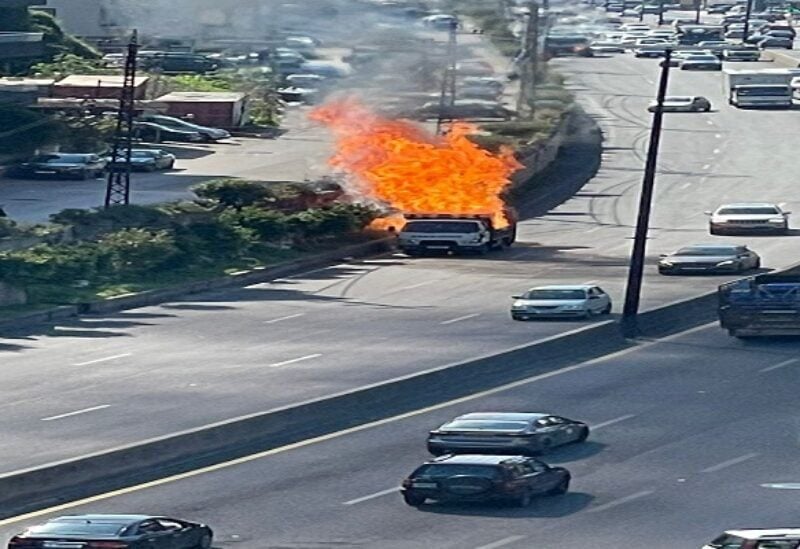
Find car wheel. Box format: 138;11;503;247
576;426;590;443
549;477;570;496
709;227;721;235
537;438;553;454
195;533;212;549
168;160;175;169
754;258;761;269
516;489;533;508
511;314;525;321
703;105;711;112
601;303;612;315
403;492;426;507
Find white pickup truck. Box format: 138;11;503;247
397;212;517;255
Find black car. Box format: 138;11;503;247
401;454;571;507
7;514;213;548
427;412;589;456
7;153;107;180
133;122;204;143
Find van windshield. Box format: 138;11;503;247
403;221;480;233
737;87;789;96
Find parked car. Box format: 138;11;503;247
460;76;505;92
702;528;800;549
133;121;204;143
634;44;671;57
7;153;107;180
7;514;213;549
591;40;627;53
722;47;761;61
707;4;733;13
408;99;514;120
649;95;711;112
707;202;790;235
510;284;612;320
680;53;722;70
107;149;176;172
400;454;571;507
427;412;590;456
759;36;793;49
455;60;495;76
658;244;761;274
138;114;230;141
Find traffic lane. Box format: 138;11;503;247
0;256;612;472
3;325;799;546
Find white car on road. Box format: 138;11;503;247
511;285;612;320
707;202;791;235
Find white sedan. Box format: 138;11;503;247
511;285;612;320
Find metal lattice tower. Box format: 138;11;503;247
435;20;459;135
104;30;140;208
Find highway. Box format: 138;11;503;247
5;44;800;473
4;324;800;548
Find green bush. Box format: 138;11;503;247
0;243;101;283
0;219;18;238
174;218;255;262
97;228;179;276
51;205;174;231
289;204;378;238
193;179;272;211
225;207;291;241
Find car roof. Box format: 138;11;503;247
726;528;800;539
717;202;779;208
528;284;594;290
453;412;549;421
52;514;153;524
677;243;741;250
431;454;530;465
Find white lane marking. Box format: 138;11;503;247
342;487;398;505
475;536;527;549
680;182;692;189
440;313;480;325
585;226;603;233
268;354;322;368
41;405;111;422
591;414;636;430
715;133;722;138
582;280;598;285
762;483;800;490
706;120;714;125
713;148;721;154
700;452;758;473
264;313;305;324
702;164;711;170
588;490;654;513
72;353;131;367
400;280;436;291
0;323;713;527
759;358;800;373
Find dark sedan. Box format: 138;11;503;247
7;514;213;548
108;149;176;172
401;454;570;507
7;153;107;180
427;412;589;456
658;244;761;275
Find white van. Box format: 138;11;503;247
702;528;800;549
791;76;800;99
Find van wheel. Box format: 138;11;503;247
403;492;426;507
549;477;570;496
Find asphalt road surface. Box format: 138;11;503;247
4;47;800;473
4;324;800;548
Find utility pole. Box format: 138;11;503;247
516;1;539;115
104;30;139;208
694;0;702;24
742;0;753;43
436;18;458;135
620;49;673;338
658;0;665;26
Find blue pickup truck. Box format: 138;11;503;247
719;274;800;338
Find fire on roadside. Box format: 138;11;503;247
308;98;522;229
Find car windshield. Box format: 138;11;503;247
675;247;737;256
414;464;503;479
718;207;779;215
129;151;157;158
523;289;587;300
403;221;480;233
737;86;789;96
442;420;529;431
29;521;128;536
31;154;87;164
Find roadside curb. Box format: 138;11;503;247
0;238;394;334
0;285;722;518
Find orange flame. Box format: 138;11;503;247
309;98;522;228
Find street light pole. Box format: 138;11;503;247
742;0;753;44
694;0;701;24
658;0;665;26
620;48;673;338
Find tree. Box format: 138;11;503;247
192;179;272;212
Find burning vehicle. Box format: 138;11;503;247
310;99;522;256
